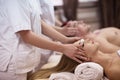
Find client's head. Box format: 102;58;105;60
28;39;99;80
75;21;91;36
74;38;99;58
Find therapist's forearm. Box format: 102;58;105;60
41;20;68;43
18;30;65;52
53;26;63;34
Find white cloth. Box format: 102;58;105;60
117;50;120;57
35;0;55;68
49;72;77;80
40;0;55;26
0;57;27;80
101;77;109;80
0;0;41;74
74;62;104;80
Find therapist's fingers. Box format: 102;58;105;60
66;21;78;28
72;57;83;63
78;47;85;52
76;51;86;56
66;21;74;27
72;21;78;27
75;54;88;62
75;44;85;51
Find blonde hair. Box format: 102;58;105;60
28;55;79;80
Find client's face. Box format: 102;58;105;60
75;39;99;57
83;39;99;54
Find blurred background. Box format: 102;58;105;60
51;0;120;30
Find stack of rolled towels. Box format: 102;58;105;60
49;62;109;80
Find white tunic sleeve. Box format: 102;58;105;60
40;0;55;25
7;0;31;33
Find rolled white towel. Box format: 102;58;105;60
74;62;104;80
101;76;109;80
49;72;77;80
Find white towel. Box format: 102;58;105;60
74;62;104;80
49;72;77;80
101;76;109;80
117;50;120;57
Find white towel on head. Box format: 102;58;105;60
117;50;120;57
74;62;104;80
49;72;77;80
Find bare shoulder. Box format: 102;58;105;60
100;27;120;38
107;66;120;80
106;56;120;80
101;27;119;32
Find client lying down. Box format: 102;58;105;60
28;38;120;80
74;21;120;53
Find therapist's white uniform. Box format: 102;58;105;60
0;0;42;80
40;0;55;25
35;0;56;69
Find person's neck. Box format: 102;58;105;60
90;51;112;69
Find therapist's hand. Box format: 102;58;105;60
62;21;79;37
62;44;87;63
60;26;78;37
